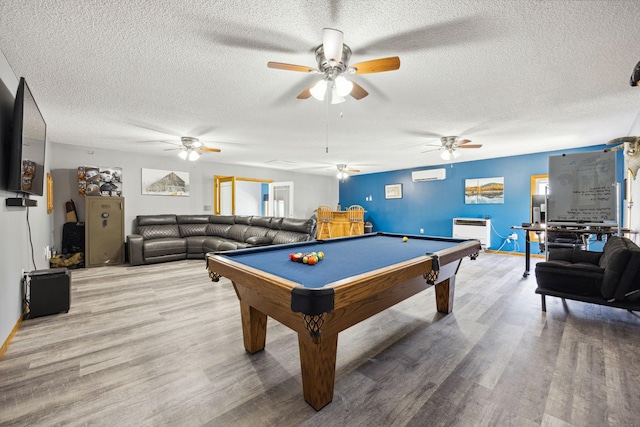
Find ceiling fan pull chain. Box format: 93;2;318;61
325;94;330;153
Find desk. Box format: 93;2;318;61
513;224;618;277
206;233;481;410
316;210;364;239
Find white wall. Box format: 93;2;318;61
628;113;640;242
50;142;338;248
1;50;54;348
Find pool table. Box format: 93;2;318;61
206;232;481;410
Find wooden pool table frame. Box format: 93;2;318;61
206;235;480;410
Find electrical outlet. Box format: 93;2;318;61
510;233;518;241
44;245;50;259
420;228;424;234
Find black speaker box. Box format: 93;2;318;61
27;268;70;319
62;222;85;254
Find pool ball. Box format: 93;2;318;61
403;237;408;242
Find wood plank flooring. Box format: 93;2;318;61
1;252;639;426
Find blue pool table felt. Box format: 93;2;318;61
222;235;465;289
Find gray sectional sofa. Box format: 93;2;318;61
127;214;317;266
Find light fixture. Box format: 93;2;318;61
331;84;345;104
178;148;200;161
337;171;349;180
334;76;353;97
440;150;460;161
323;28;344;64
310;79;328;101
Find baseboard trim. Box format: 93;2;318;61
0;315;23;361
484;250;545;258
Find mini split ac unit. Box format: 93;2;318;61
411;168;446;182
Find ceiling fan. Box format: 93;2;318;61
267;28;400;104
164;137;221;161
606;136;640;178
336;163;359;179
422;136;483;160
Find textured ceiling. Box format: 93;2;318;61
1;1;640;176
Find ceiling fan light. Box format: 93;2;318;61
334;76;353;96
323;28;344;63
337;171;349;179
188;150;200;161
331;85;345;104
310;79;327;101
440;150;452;161
178;150;188;160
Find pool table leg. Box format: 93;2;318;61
298;331;339;411
239;301;267;353
435;276;456;314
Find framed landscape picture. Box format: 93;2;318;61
465;177;504;204
385;183;403;199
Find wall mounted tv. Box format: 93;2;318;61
3;77;47;197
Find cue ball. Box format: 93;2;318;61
403;237;408;242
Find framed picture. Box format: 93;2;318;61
385;183;403;199
141;168;190;196
465;177;504;204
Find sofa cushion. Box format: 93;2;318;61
281;217;315;234
244;226;270;240
144;238;187;258
210;215;235;224
184;236;208;254
269;217;284;230
234;215;252;225
203;237;239;252
227;224;250;242
136;214;177;227
251;216;272;228
207;223;232;237
177;215;210;224
272;230;313;245
139;225;181;240
179;223;208;237
535;260;604;296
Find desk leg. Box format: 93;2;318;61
435;277;455;313
298;331;338;411
524;232;531;277
239;301;267;354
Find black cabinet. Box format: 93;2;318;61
26;268;70;319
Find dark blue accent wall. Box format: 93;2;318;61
338;145;624;253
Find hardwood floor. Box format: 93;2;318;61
1;252;638;426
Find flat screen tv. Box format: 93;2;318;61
4;77;47;197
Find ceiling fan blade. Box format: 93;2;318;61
350;56;400;74
347;169;360;173
267;62;318;73
459;144;483;148
201;147;221;153
323;28;344;62
163;148;180;151
297;84;313;99
457;139;472;145
349;81;368;100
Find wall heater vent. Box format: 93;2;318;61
452;218;491;248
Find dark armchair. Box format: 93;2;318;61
535;236;640;312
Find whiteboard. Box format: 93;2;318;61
547;151;617;224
